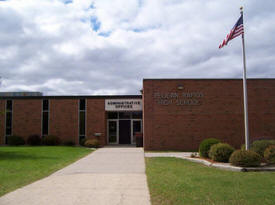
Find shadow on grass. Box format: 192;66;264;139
0;151;58;160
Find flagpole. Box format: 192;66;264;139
240;7;249;150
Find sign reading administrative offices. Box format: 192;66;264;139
154;91;204;106
105;99;142;111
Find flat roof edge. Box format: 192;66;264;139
0;95;142;100
143;78;275;81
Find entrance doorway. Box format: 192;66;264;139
119;120;131;144
107;112;142;144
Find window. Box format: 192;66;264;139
108;112;118;119
118;112;131;119
5;100;12;143
42;99;49;136
132;111;142;119
79;99;86;143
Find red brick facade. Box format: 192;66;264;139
86;99;107;145
1;79;275;150
0;100;5;144
12;100;42;141
49;99;79;144
143;79;275;151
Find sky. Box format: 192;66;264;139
0;0;275;95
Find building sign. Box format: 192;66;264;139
105;99;142;111
154;91;204;106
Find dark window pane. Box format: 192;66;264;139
6;112;12;127
6;100;12;111
6;127;11;135
79;111;85;135
43;100;49;111
108;112;118;119
119;112;131;119
133;121;142;133
79;99;86;111
42;112;48;135
132;111;142;119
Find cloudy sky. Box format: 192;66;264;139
0;0;275;95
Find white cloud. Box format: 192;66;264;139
0;0;275;95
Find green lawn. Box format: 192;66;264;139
0;146;92;196
146;157;275;205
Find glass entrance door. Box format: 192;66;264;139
132;120;142;144
108;120;118;144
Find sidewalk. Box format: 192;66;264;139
0;147;151;205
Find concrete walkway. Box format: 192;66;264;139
0;147;151;205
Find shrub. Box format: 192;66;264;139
199;138;220;158
7;135;25;146
63;140;75;146
84;139;100;148
250;140;275;157
209;143;235;162
264;145;275;164
27;134;41;145
42;135;61;146
79;138;86;146
229;150;261;167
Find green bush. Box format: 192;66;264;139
250;140;275;157
229;150;261;167
209;143;235;162
264;145;275;164
27;134;41;146
7;135;25;146
199;138;220;158
42;135;61;146
241;144;246;150
84;139;100;148
63;140;75;146
80;138;86;146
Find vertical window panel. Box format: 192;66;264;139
79;99;86;143
42;112;49;135
42;99;49;136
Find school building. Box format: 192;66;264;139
1;79;275;150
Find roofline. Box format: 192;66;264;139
143;78;275;81
0;95;142;100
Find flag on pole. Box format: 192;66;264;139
219;15;244;49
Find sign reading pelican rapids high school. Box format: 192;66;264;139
105;99;142;111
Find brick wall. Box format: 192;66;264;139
143;79;275;151
49;99;78;144
12;99;42;141
0;100;5;144
86;99;106;146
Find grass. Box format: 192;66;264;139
0;146;92;196
146;157;275;205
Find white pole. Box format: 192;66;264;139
240;7;250;150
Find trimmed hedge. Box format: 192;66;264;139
27;135;41;146
229;150;261;167
7;135;25;146
209;143;235;162
264;145;275;164
250;140;275;157
199;138;220;158
63;140;75;146
42;135;61;146
84;139;100;148
80;138;86;146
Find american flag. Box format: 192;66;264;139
219;15;244;49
